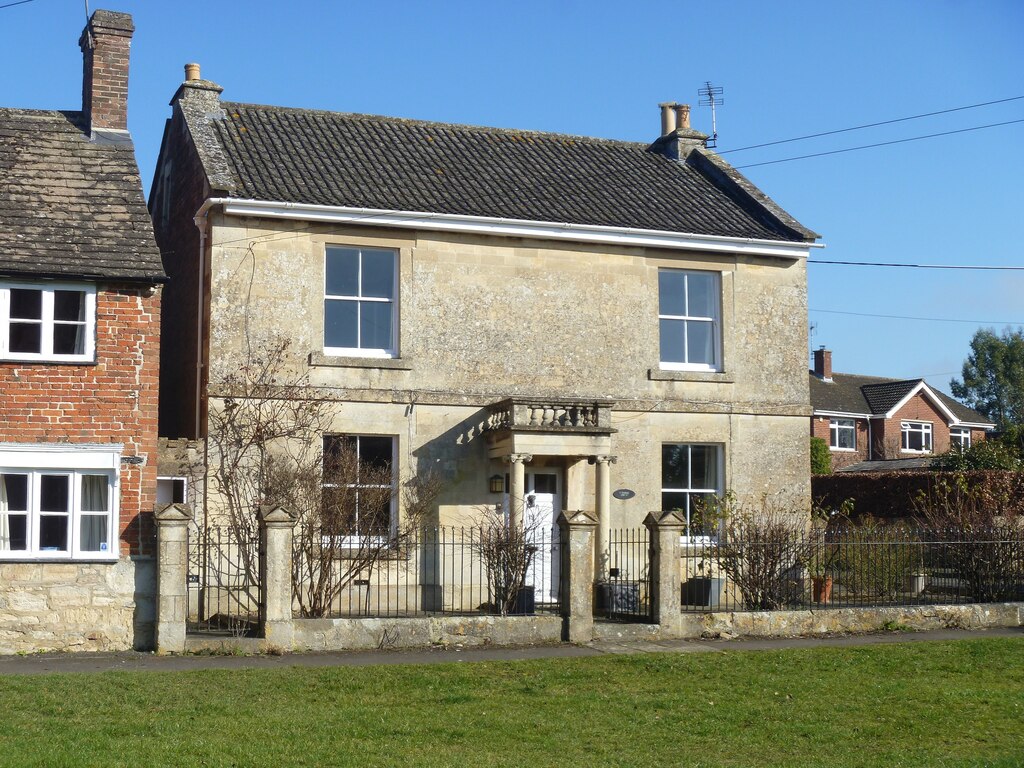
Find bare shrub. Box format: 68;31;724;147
473;504;542;616
914;475;1024;602
706;494;811;610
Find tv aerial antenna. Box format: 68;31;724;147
698;81;723;149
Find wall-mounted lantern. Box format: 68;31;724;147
489;474;505;494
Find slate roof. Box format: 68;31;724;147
809;372;993;425
0;108;164;283
184;100;816;243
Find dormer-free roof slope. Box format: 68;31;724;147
173;90;817;244
0;108;163;283
809;371;993;426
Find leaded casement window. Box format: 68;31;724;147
0;468;116;559
322;435;395;539
0;283;95;362
829;418;856;450
949;427;971;451
901;421;933;453
661;444;721;541
323;246;397;357
658;269;721;371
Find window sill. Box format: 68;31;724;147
830;448;857;453
308;352;412;370
0;358;97;366
648;368;733;383
0;555;120;564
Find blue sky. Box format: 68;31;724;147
2;0;1021;396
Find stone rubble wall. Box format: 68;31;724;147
0;558;154;654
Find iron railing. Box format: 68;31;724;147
595;527;653;622
681;526;1024;612
187;524;261;635
291;525;563;619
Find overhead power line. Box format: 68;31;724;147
810;260;1024;271
810;308;1024;325
735;118;1024;169
0;0;38;9
720;95;1024;155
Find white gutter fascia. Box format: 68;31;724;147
198;198;821;260
814;410;872;420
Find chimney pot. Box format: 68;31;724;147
813;347;833;381
658;102;678;137
184;62;201;82
674;104;691;131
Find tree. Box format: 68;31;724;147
810;437;832;475
950;328;1024;429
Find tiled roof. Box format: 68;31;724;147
809;371;993;425
0;109;164;283
189;101;816;242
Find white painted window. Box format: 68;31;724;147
901;421;933;453
0;282;96;362
661;444;721;541
829;418;856;451
0;446;119;560
322;435;396;542
949;427;971;451
323;247;397;358
658;270;721;371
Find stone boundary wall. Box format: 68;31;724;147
0;558;155;654
292;614;563;652
678;602;1023;640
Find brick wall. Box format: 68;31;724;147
0;284;161;556
810;415;870;468
873;392;952;459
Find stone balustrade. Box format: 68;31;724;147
486;397;615;433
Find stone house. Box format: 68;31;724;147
809;348;993;471
0;12;164;652
150;66;820;563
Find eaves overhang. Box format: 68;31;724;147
198;198;823;260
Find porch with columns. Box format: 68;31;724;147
485;397;617;577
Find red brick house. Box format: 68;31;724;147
0;11;164;652
809;348;994;471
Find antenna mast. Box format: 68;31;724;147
698;81;724;149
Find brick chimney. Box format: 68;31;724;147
79;10;134;134
649;102;709;161
813;346;833;382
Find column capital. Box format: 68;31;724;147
505;453;533;465
590;454;617;465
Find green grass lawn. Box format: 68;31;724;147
0;638;1022;767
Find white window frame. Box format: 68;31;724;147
323;246;398;359
901;421;933;453
0;282;96;363
829;418;857;451
658;269;722;372
661;443;722;543
949;427;971;451
0;445;120;561
322;434;397;546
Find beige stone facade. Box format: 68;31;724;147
199;214;811;528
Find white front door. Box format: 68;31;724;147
523;471;561;601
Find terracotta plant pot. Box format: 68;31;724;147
811;576;833;604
